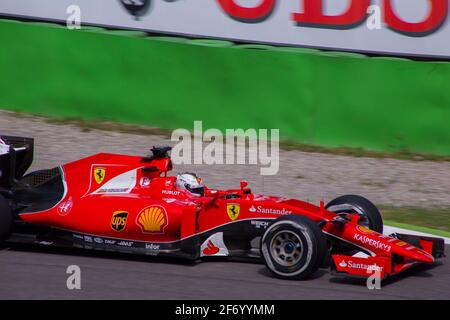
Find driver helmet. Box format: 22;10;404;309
176;172;205;196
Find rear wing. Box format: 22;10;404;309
0;135;34;190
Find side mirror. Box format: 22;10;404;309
240;180;248;190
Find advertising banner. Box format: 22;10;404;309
0;0;449;58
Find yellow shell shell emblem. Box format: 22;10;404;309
137;206;168;233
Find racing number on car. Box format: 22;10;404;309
227;203;240;221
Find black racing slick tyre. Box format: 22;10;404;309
0;195;12;243
326;195;383;233
261;215;327;280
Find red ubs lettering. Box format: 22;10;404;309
217;0;448;37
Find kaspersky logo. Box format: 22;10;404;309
354;234;392;252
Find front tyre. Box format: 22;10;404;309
0;195;12;243
326;195;383;233
261;215;327;280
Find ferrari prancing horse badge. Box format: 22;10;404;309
227;203;240;221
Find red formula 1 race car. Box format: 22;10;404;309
0;136;445;281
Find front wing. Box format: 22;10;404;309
330;233;445;279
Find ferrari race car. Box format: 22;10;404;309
0;136;445;280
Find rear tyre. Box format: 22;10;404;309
326;195;383;233
261;215;327;280
0;195;12;243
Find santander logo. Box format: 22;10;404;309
249;205;292;215
202;240;220;256
200;232;229;257
338;259;383;272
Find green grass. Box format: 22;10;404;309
381;207;450;237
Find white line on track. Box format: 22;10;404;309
384;225;450;244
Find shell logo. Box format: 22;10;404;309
137;206;168;234
395;241;408;247
356;225;377;235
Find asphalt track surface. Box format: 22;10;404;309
0;244;448;299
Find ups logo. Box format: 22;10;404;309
111;211;129;232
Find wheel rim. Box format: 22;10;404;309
270;230;303;267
